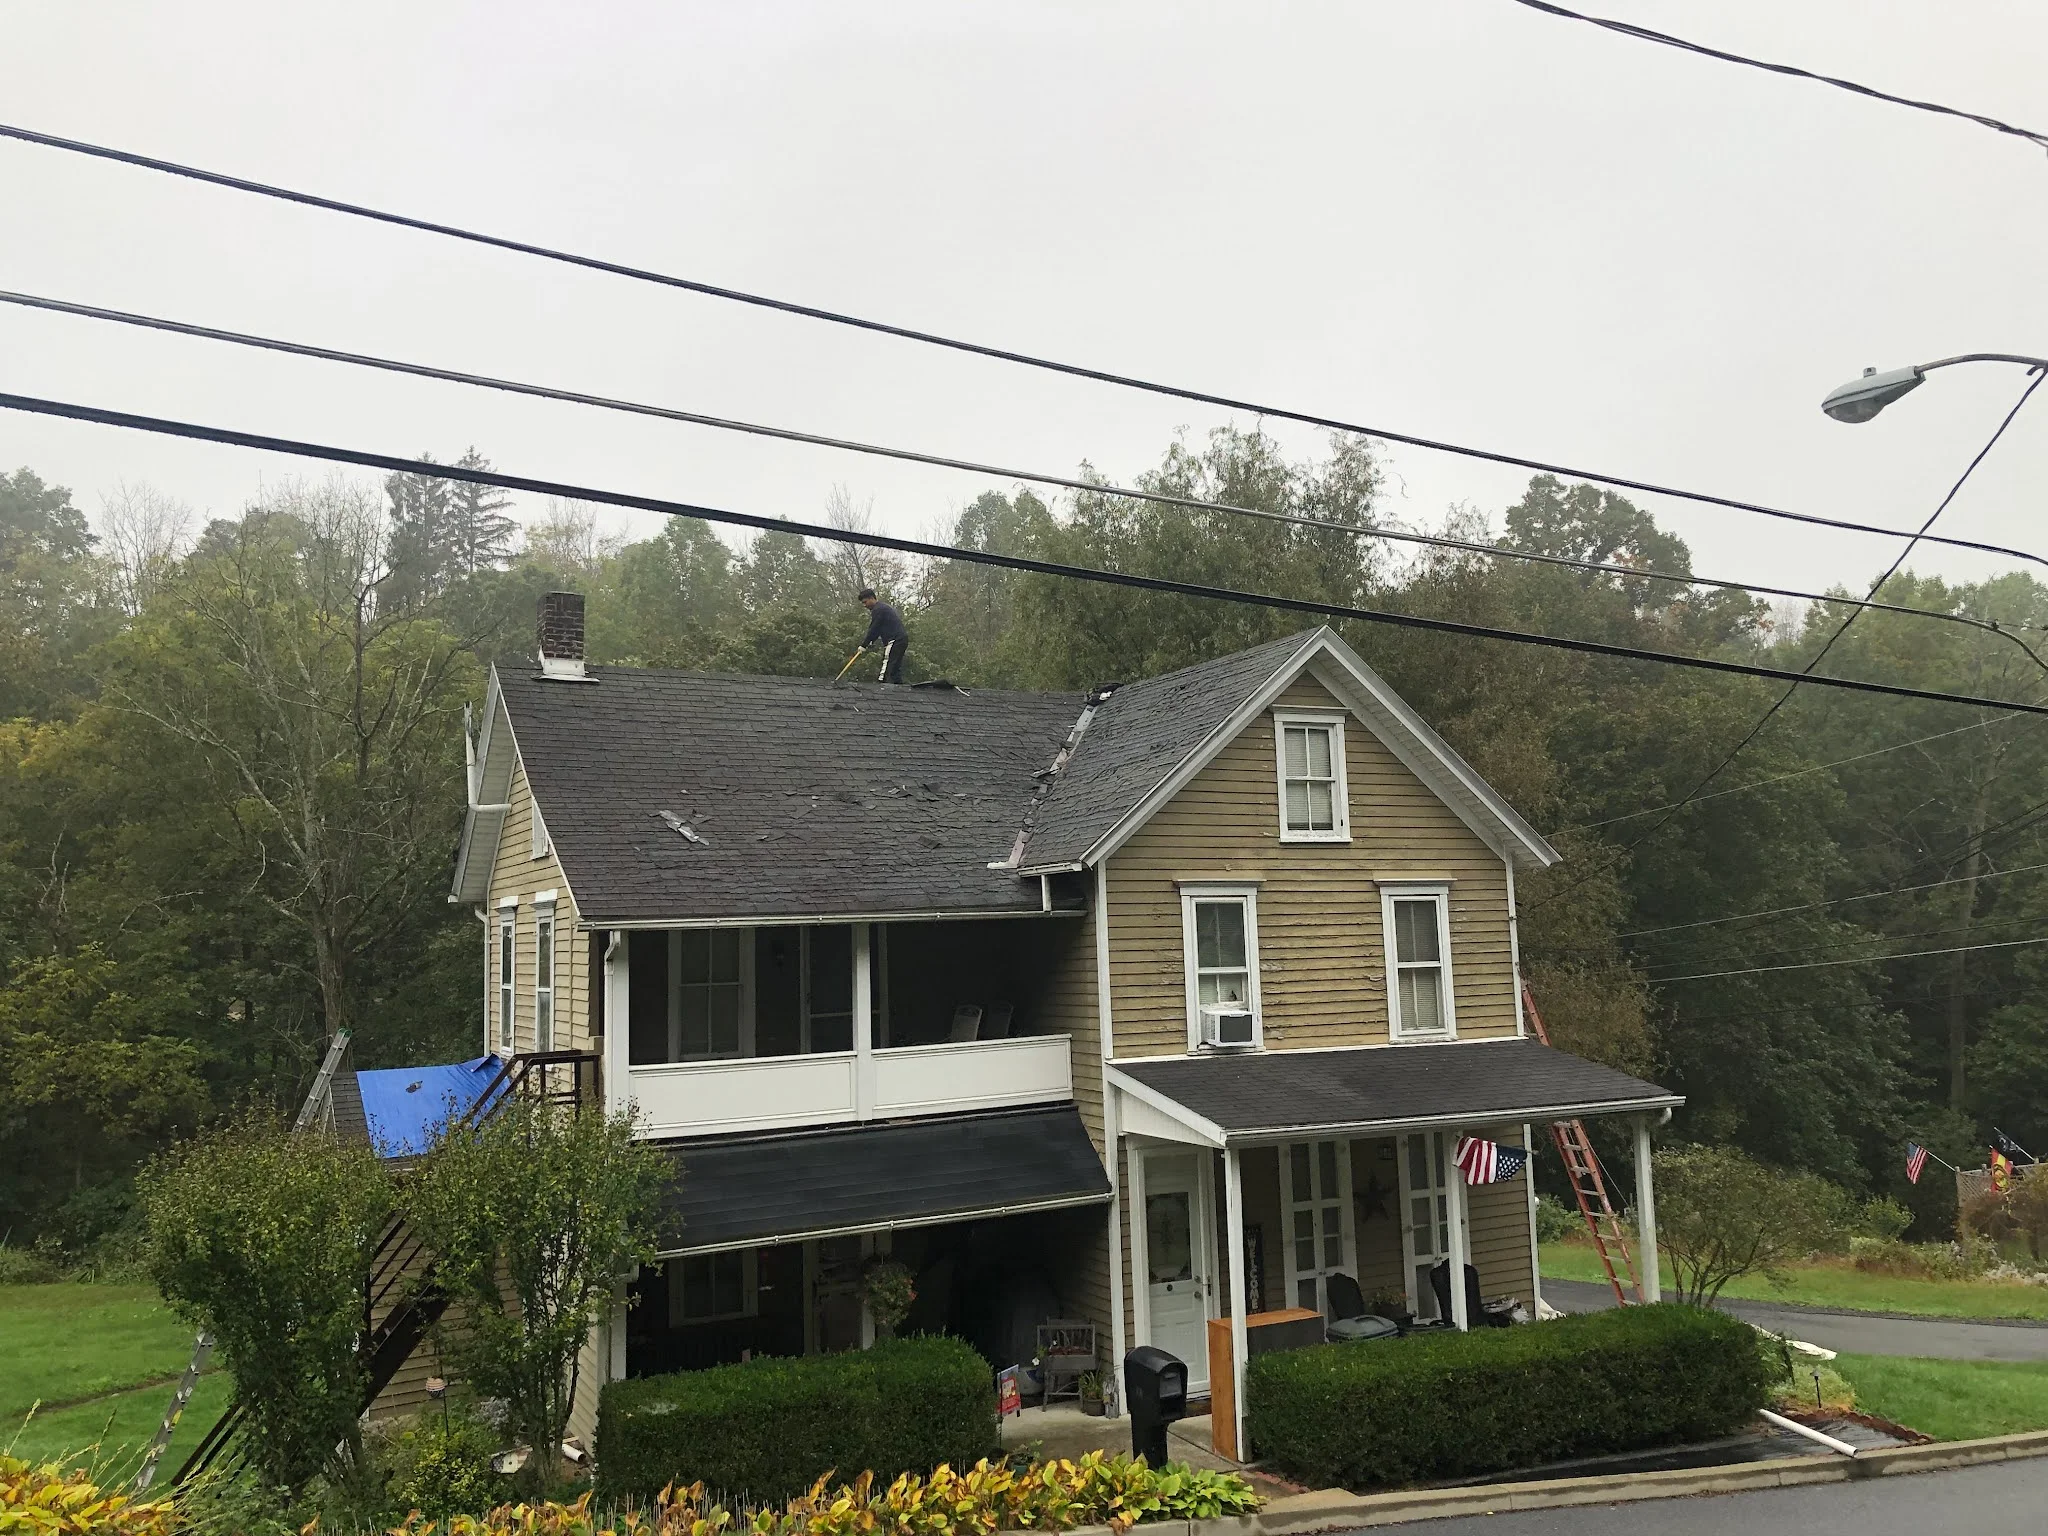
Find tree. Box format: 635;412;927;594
98;482;195;616
444;449;519;579
401;1097;667;1483
94;482;480;1040
0;466;104;718
382;456;454;610
1653;1144;1867;1305
141;1110;394;1489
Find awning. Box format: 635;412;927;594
653;1104;1112;1255
1110;1037;1681;1147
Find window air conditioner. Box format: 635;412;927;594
1200;1006;1256;1049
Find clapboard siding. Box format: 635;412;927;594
1466;1123;1536;1308
489;755;593;1055
1105;676;1518;1058
1037;905;1116;1352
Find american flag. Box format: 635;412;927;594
1455;1135;1528;1185
1905;1142;1928;1185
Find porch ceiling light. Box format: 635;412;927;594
1822;353;2048;424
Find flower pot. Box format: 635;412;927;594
1080;1394;1106;1416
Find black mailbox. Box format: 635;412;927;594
1123;1345;1188;1465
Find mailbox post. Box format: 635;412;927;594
1122;1345;1187;1466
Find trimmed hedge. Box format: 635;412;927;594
596;1335;998;1502
1246;1304;1771;1489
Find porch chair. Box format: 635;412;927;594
1428;1260;1509;1327
1035;1318;1097;1406
981;1001;1014;1039
1322;1272;1400;1343
947;1005;983;1043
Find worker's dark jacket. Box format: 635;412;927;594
861;602;908;648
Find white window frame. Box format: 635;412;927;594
533;898;557;1052
669;1248;759;1325
531;803;551;861
496;900;517;1053
1281;1139;1357;1317
1381;882;1456;1040
1178;882;1263;1052
668;928;757;1061
1272;710;1351;843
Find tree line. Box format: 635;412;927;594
3;425;2044;1254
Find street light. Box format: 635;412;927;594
1823;354;2048;423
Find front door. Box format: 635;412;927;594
1398;1131;1468;1320
1141;1151;1211;1392
1282;1140;1355;1317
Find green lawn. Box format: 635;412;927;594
0;1281;226;1480
1834;1353;2048;1442
1539;1242;2048;1320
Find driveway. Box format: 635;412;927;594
1373;1454;2048;1535
1544;1278;2048;1361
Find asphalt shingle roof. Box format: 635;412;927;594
1019;630;1323;869
498;667;1086;924
1113;1038;1681;1141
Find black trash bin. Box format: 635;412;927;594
1122;1345;1187;1466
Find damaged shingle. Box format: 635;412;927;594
656;810;709;846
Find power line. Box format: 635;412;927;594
5;119;2048;573
1504;0;2048;155
1568;713;2023;832
14;284;2046;667
1652;935;2048;986
1667;910;2048;972
8;388;2048;722
1619;858;2048;940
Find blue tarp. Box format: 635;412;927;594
357;1056;506;1157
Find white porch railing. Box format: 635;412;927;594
627;1033;1072;1139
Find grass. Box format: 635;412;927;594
1833;1353;2048;1442
1539;1241;2048;1320
0;1281;228;1481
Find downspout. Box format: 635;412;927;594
1096;860;1128;1418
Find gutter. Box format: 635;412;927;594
651;1189;1113;1258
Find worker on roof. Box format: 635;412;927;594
857;587;909;684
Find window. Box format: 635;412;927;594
672;929;748;1059
1179;884;1261;1049
1273;713;1349;842
497;907;516;1052
1381;885;1454;1038
534;904;556;1051
669;1249;757;1324
1283;1140;1354;1315
531;804;551;860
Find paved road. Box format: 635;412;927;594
1545;1278;2048;1361
1378;1455;2047;1534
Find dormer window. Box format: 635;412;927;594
1273;712;1349;842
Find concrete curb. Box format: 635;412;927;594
1137;1428;2048;1533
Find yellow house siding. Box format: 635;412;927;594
487;753;593;1054
1466;1123;1537;1308
1105;676;1518;1058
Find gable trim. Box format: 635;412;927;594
450;664;589;919
1031;629;1556;874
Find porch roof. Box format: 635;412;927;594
650;1104;1111;1255
1109;1038;1681;1146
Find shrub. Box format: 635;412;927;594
1246;1304;1770;1489
0;1454;178;1536
1532;1194;1581;1246
362;1453;1258;1536
385;1404;506;1520
1655;1146;1865;1304
0;1237;66;1284
595;1336;996;1502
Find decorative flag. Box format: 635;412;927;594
1455;1135;1529;1185
1994;1128;2035;1165
1991;1149;2014;1194
1905;1143;1929;1185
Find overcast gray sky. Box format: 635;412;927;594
3;1;2045;603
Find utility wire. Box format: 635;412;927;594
14;285;2046;668
1618;858;2048;940
1504;0;2048;155
1559;368;2048;878
1666;910;2048;972
7;388;2048;722
1567;713;2022;832
1653;935;2048;986
4;119;2047;573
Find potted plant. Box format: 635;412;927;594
1077;1369;1106;1416
861;1257;916;1338
1365;1285;1413;1329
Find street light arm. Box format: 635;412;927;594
1917;353;2048;375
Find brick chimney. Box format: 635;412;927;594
537;591;587;680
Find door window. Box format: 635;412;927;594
1146;1189;1194;1283
1402;1131;1471;1319
1283;1139;1353;1314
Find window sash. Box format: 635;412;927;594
534;912;555;1051
1193;899;1252;1009
1385;893;1451;1037
673;1249;756;1323
1281;724;1339;833
677;930;746;1059
497;917;515;1050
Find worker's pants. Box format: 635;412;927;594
879;640;906;684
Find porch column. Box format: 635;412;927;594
1223;1145;1249;1462
854;924;876;1119
602;931;629;1117
1634;1115;1661;1303
1522;1123;1544;1315
1443;1130;1471;1331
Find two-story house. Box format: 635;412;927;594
447;594;1680;1456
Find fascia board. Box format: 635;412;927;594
1104;1064;1229;1147
1218;1092;1685;1146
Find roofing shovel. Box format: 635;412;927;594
833;646;866;682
